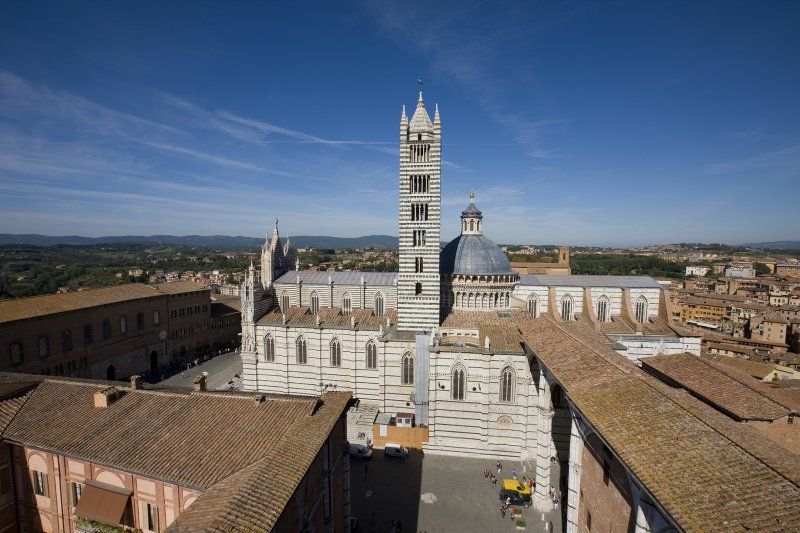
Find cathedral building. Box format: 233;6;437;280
239;92;700;459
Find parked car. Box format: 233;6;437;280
348;443;373;459
383;443;409;459
499;487;532;507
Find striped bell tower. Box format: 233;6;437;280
397;92;441;331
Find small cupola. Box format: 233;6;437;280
461;192;483;235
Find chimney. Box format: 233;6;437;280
94;387;120;408
130;375;142;390
194;373;207;392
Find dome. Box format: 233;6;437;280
461;201;483;218
440;234;515;276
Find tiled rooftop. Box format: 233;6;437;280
258;306;397;329
0;282;208;324
0;374;341;491
519;316;800;532
641;353;789;421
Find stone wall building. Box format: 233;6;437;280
0;282;240;382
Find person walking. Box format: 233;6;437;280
501;505;506;519
512;468;517;480
497;460;502;473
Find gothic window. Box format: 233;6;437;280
310;291;319;315
561;295;574;321
366;341;377;369
281;292;289;312
635;296;648;323
264;334;275;362
527;295;539;318
401;353;414;385
451;365;466;400
415;282;422;295
374;293;384;317
296;336;307;364
342;293;351;316
415;257;424;273
596;295;610;322
330;338;341;367
500;367;515;402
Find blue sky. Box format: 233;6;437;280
1;1;798;246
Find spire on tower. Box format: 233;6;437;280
434;103;440;123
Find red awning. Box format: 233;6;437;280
73;479;132;526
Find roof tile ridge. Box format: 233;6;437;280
0;386;36;439
701;357;797;413
633;360;800;488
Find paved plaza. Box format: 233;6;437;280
351;451;562;533
158;350;243;390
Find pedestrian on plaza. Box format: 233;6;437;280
510;507;516;520
506;496;511;508
512;468;517;480
500;505;506;519
491;474;497;485
497;460;502;473
529;478;534;489
484;468;489;479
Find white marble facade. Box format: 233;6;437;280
239;92;699;459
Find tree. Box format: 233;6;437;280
754;262;771;276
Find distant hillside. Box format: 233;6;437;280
0;234;398;250
740;241;800;250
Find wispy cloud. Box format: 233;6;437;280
358;1;567;160
697;143;800;176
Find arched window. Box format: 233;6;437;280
635;296;648;323
342;293;351;316
365;341;377;369
596;295;610;322
401;353;414;385
119;316;127;334
470;220;474;231
330;338;341;367
310;291;319;315
264;334;275;362
451;365;466;400
561;294;574;321
499;367;514;402
296;336;307;364
374;293;384;317
415;282;422;295
280;292;289;312
527;295;539;318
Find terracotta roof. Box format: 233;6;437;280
641;353;788;421
0;374;331;490
165;391;351;532
258;306;397;329
0;284;159;323
149;281;210;294
705;341;757;357
0;282;209;324
700;353;776;378
519;316;800;532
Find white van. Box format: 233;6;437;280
348;443;373;459
383;443;408;459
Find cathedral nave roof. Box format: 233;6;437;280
257;306;397;329
273;270;397;287
518;274;663;289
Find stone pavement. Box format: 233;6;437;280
158;351;244;390
351;451;562;533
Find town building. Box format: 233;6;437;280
725;262;756;278
0;373;351;532
0;282;240;382
685;265;710;277
239;92;700;459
